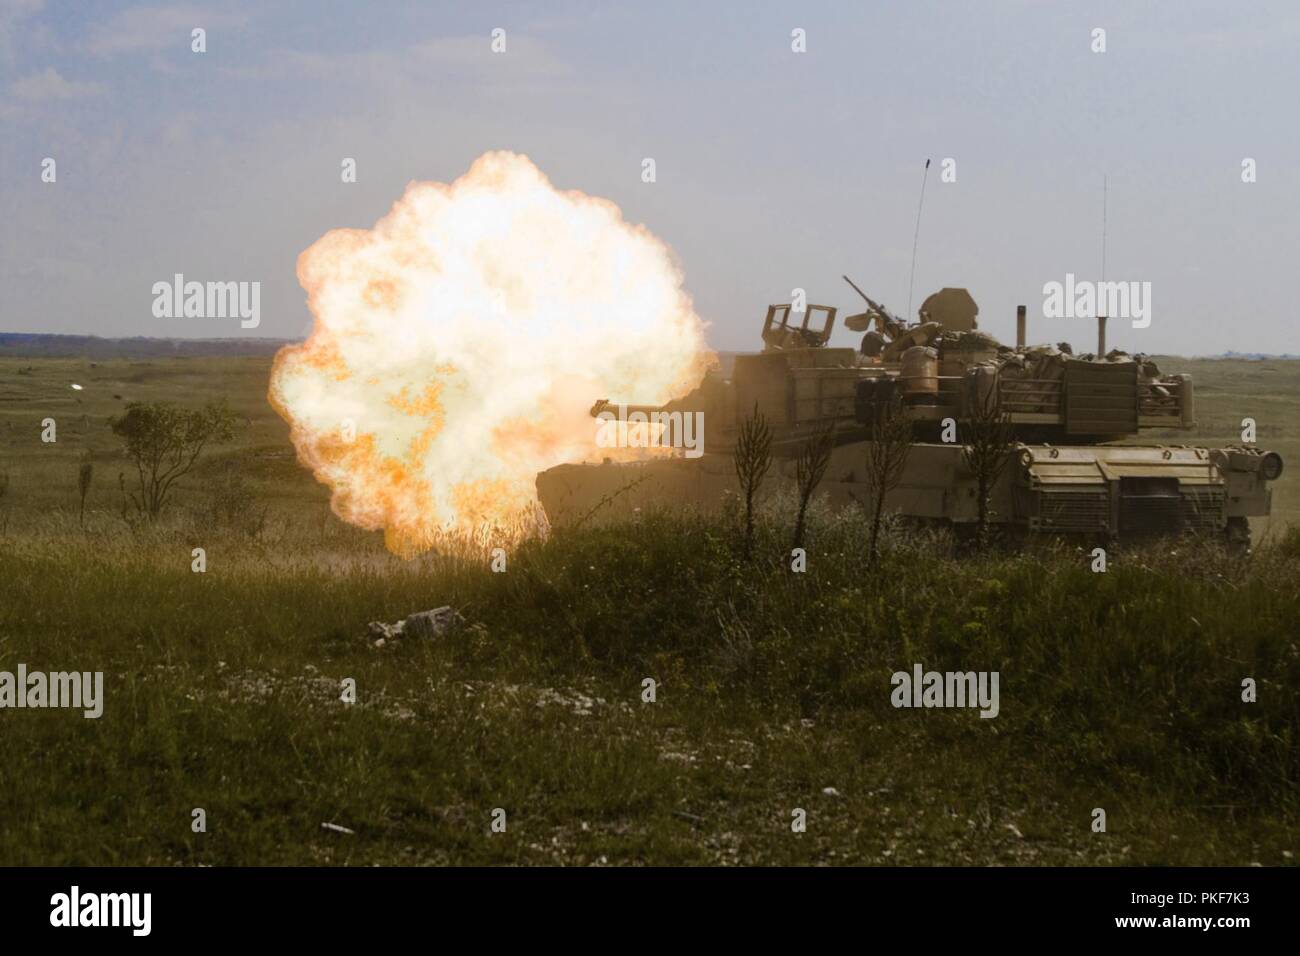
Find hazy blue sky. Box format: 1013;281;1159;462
3;0;1297;354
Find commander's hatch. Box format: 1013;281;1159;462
762;303;837;351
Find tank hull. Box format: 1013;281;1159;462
536;442;1275;541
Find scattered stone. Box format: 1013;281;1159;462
822;787;841;798
659;750;697;764
535;686;603;716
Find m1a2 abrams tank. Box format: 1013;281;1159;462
536;280;1283;546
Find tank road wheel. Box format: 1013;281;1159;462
1225;517;1251;555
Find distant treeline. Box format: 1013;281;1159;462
1;335;1293;364
1218;351;1300;361
0;333;296;359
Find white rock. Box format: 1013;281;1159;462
401;606;464;639
365;606;464;643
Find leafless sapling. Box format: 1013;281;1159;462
961;383;1015;549
733;404;773;559
862;396;912;563
792;420;836;556
77;460;94;528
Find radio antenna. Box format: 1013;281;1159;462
1098;173;1109;355
906;158;931;321
1100;173;1108;284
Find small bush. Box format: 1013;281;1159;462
206;465;269;538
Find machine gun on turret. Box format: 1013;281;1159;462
841;275;954;361
841;275;906;344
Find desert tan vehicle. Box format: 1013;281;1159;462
536;282;1282;546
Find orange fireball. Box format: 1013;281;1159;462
269;151;709;555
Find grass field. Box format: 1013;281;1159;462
0;352;1297;865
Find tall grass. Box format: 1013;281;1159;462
4;500;1296;821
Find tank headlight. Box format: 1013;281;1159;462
1260;452;1283;481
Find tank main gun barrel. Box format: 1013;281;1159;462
589;399;668;419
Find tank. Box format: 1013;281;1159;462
536;281;1283;547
